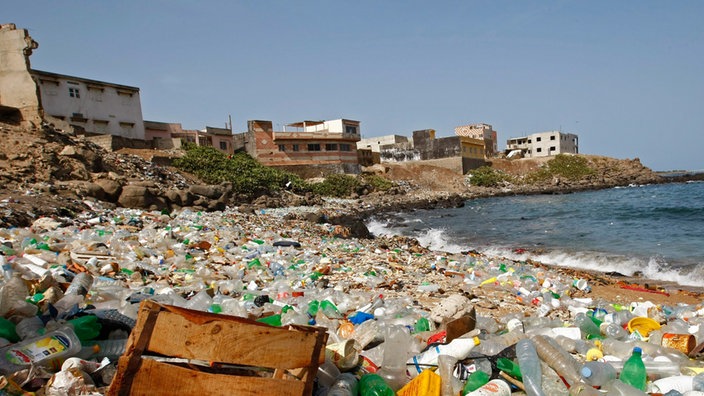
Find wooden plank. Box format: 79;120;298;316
126;358;305;396
145;310;323;369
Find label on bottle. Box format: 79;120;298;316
4;334;72;365
661;333;696;354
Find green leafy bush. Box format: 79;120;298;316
172;144;307;196
310;174;360;197
525;154;595;182
467;166;513;187
361;174;394;192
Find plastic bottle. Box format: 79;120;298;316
601;338;636;359
515;339;544;396
0;317;19;343
376;325;410;390
327;372;359;396
531;335;581;386
321;299;344;319
602;379;648;396
0;326;82;373
65;272;94;296
580;361;617;387
407;336;480;377
540;361;569;395
79;338;128;360
619;347;647;391
358;373;395;396
602;323;629;340
462;371;490;395
439;354;462;396
694;372;704;391
575;312;602;339
14;315;43;341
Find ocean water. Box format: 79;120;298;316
367;181;704;288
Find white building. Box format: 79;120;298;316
356;134;409;152
31;70;145;140
506;131;579;158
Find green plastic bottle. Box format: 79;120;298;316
256;314;282;327
462;371;490;394
0;317;19;343
359;373;395;396
619;347;646;391
496;357;522;381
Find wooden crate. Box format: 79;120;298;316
107;300;328;396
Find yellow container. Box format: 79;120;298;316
627;317;661;337
397;369;441;396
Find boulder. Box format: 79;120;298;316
189;185;223;199
94;179;122;202
118;185;153;209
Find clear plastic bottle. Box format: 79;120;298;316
540;361;569;395
531;335;581;386
65;272;94;296
515;338;544;396
580;361;617;387
619;347;647;391
79;338;128;360
407;336;480;377
575;313;601;339
694;372;704;391
602;323;629;340
377;325;410;390
327;372;358;396
602;379;648;396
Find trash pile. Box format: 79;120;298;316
0;205;702;395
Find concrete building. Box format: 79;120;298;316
32;70;145;140
239;119;361;177
460;136;488;171
454;123;498;157
0;23;146;140
0;24;42;126
506;131;579;158
357;135;409;165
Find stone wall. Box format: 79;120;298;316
0;24;41;127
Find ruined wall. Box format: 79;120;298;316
0;24;41;126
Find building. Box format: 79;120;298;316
0;23;146;140
460;136;488;171
506;131;579;158
356;134;409;165
455;123;498;157
239;119;361;177
32;70;145;140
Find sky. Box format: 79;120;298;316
6;1;703;171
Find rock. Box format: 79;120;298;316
429;294;472;324
94;179;122;202
59;146;77;157
117;185;153;209
189;185;223;200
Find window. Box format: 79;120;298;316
549;146;556;151
93;120;109;133
292;144;300;152
220;141;228;150
550;135;556;140
527;139;531;143
536;148;542;153
536;137;541;142
345;125;358;134
69;88;80;98
325;143;338;151
278;144;286;152
340;144;351;151
307;143;321;151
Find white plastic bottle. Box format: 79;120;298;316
580;361;617;387
407;336;480;377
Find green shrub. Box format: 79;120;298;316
361;174;394;192
467;166;513;187
524;154;595;183
310;174;360;197
172;144;307;196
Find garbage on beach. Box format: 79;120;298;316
0;205;701;394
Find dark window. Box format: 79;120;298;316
345;125;358;134
536;137;541;142
536;148;542;153
220;142;228;150
292;144;300;152
550;146;556;151
69;87;80;98
308;143;321;151
551;135;556;140
325;143;338;151
340;144;351;151
278;144;286;152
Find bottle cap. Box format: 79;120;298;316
633;346;642;354
581;366;593;377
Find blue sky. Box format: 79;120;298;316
7;1;703;171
